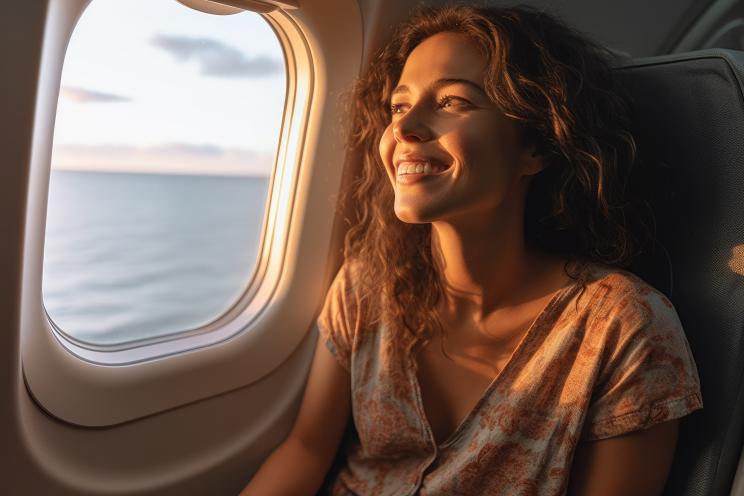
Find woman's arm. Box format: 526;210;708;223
567;419;680;496
239;337;352;496
238;436;337;496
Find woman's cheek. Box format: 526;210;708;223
379;126;396;178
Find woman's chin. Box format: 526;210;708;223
394;204;438;224
395;215;429;224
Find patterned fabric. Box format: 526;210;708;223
316;260;703;496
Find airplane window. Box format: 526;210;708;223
42;0;286;346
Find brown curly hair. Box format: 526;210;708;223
340;4;646;356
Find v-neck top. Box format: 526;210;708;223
315;260;704;496
413;272;581;449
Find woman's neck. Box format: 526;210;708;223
430;207;549;325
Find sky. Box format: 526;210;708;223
51;0;286;176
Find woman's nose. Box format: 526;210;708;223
392;109;432;143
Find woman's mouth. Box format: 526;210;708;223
395;160;451;184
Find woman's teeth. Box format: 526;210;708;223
397;161;446;175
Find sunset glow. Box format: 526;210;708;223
52;0;285;176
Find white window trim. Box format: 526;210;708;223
21;0;362;426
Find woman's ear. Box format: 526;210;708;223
521;146;545;176
517;125;546;176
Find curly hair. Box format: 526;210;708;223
340;4;646;357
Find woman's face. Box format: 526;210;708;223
378;31;543;225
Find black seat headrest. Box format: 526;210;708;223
615;49;744;496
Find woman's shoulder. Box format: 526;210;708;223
325;257;374;320
574;260;679;327
569;261;703;441
578;260;671;301
331;258;365;297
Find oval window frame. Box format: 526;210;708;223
21;0;362;426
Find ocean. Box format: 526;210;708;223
42;170;269;346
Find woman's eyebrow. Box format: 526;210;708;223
391;78;487;98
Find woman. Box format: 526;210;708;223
241;4;703;495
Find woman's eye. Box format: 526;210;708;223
390;103;406;115
438;95;470;109
389;96;470;115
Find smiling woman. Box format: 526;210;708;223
241;4;703;496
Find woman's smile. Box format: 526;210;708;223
395;155;453;184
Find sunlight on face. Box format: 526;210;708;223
378;32;542;225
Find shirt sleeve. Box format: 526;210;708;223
580;284;704;441
316;262;361;374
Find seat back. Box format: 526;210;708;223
616;49;744;496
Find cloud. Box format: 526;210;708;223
60;86;131;103
150;34;282;77
51;143;273;177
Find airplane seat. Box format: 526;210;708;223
616;48;744;496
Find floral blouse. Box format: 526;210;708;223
315;260;703;496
